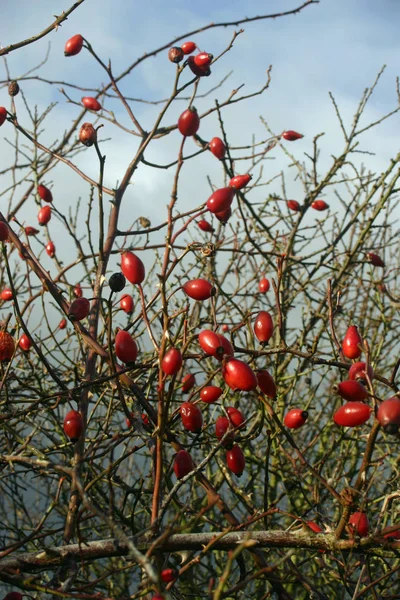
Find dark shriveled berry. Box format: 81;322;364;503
109;272;126;292
8;81;20;96
168;47;184;63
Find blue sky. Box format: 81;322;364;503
0;0;399;274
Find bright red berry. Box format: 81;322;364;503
342;325;363;360
46;241;55;258
115;330;138;364
182;373;196;393
257;369;277;398
162;347;182;375
226;445;245;476
348;512;369;538
180;402;203;433
348;361;374;384
59;318;67;330
194;52;213;67
306;521;323;534
181;41;196;55
64;34;84;57
215;416;235;447
38;205;51;226
200;385;222;404
178;107;200;136
206;187;235;214
284;408;308;429
377;396;400;434
209;137;226;159
0;106;7;126
311;199;329;211
0;221;8;241
226;406;245;428
254;311;274;345
287;200;301;212
229;174;252;190
183;279;215;301
120;294;134;314
223;359;257;392
73;283;82;298
38;184;53;203
258;277;270;293
333;380;368;402
367;252;385;267
19;333;31;352
197;219;214;232
334;402;371;427
68;297;90;321
64;410;84;442
121;251;145;284
282;130;303;141
161;568;178;583
151;594;165;600
173;449;194;478
1;288;13;301
82;96;102;111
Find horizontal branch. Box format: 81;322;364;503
1;530;398;574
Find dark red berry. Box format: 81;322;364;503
215;207;232;224
287;200;301;212
68;297;90;321
173;449;194;478
178;107;200;136
367;252;385;267
25;226;39;236
64;410;84;442
209;137;226;159
377;397;400;434
180;402;203;433
115;330;138;364
64;34;84;57
0;221;8;241
215;416;235;447
187;55;211;77
226;406;245;428
161;568;178;583
226;445;245;476
282;130;303;141
197;219;214;232
348;361;374;383
333;380;368;402
182;373;196;393
38;184;53;203
257;369;277;398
